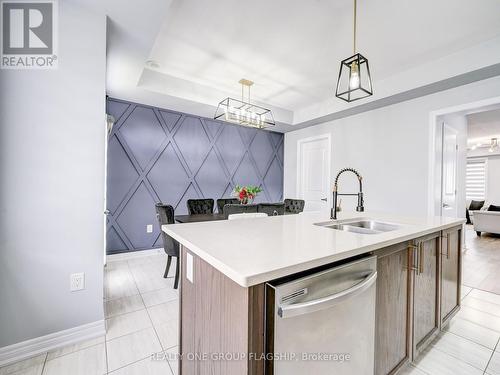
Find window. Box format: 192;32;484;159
466;158;487;201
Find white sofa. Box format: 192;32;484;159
473;210;500;236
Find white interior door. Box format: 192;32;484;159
441;123;458;217
297;135;331;212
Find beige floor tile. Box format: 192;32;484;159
141;288;178;308
413;345;483;375
105;260;129;271
0;354;46;375
462;296;500;318
457;306;500;332
165;347;179;375
47;336;104;360
131;272;173;294
487;351;500;375
107;353;172;375
397;364;429;375
104;268;139;301
147;301;179;327
444;317;500;349
106;328;162;372
468;289;500;306
154;319;179;350
105;294;145;318
106;309;151;341
42;344;106;375
430;332;492;370
461;285;472;300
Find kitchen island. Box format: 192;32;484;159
163;211;464;375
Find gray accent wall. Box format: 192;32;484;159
106;98;284;254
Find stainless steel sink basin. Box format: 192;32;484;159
314;219;402;235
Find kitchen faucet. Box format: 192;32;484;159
331;168;364;220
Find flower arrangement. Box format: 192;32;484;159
233;185;263;204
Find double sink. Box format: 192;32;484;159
315;219;402;235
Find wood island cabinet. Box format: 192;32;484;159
410;232;441;359
374;242;410;375
180;225;463;375
374;225;462;374
440;226;462;326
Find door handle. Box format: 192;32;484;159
442;203;450;208
321;198;328;202
407;244;419;273
277;271;377;319
104;210;110;215
446;234;451;259
419;242;424;274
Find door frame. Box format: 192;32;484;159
427;95;500;216
296;133;332;209
440;123;459;217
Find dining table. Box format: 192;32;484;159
174;213;226;223
175;211;296;223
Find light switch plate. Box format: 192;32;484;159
186;253;193;283
70;273;85;291
146;224;153;233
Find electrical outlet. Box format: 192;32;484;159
70;273;85;292
146;224;153;233
186;252;193;283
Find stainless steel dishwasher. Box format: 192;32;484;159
265;256;377;375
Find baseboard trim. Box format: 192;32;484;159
106;248;163;262
0;320;105;367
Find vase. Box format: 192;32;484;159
239;197;254;205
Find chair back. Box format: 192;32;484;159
155;203;179;257
258;203;285;216
216;198;239;213
284;199;305;214
223;203;258;219
228;213;268;220
187;198;214;215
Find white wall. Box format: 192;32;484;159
0;2;106;348
284;75;500;217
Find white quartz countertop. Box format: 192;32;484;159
162;211;464;287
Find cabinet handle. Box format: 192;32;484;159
408;244;419;273
419;242;424;274
446;233;451;259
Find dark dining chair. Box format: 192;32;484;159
284;199;305;214
223;204;258;219
187;198;214;215
216;198;239;214
258;203;285;216
155;203;180;289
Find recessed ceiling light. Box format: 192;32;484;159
145;60;160;69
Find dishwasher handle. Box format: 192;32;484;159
277;270;377;319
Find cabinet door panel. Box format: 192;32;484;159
441;228;461;325
413;235;440;356
375;245;409;375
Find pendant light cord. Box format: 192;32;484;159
353;0;357;54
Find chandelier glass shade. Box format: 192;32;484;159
214;79;275;129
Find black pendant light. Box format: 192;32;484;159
336;0;373;102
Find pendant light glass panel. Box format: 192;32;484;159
336;53;372;102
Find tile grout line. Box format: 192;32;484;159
129;258;176;375
104;259;162;374
128;258;168;355
430;343;490;372
444;328;499;352
483;337;500;375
